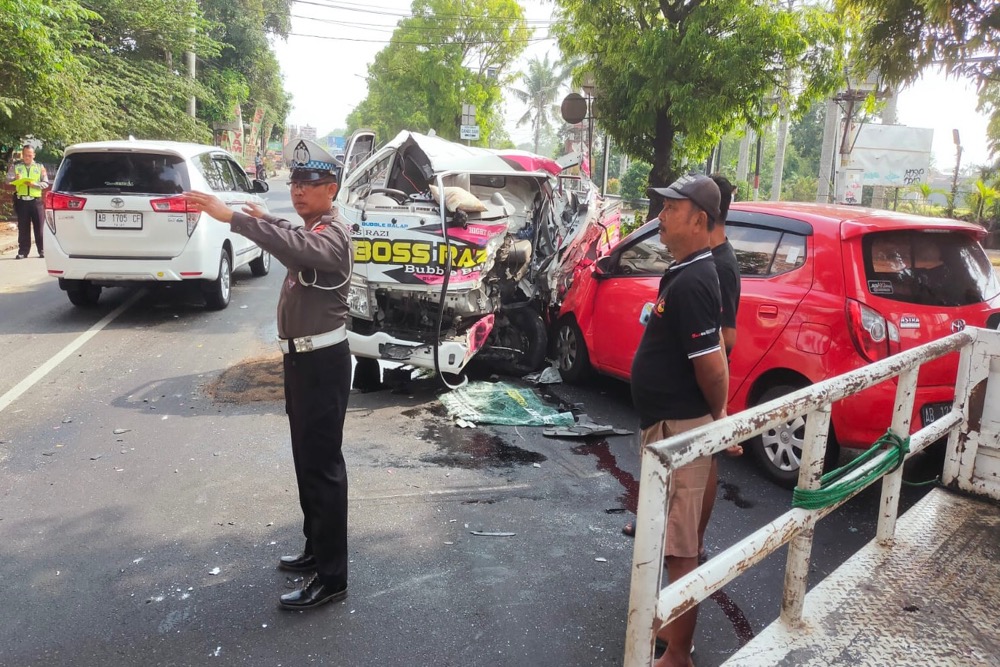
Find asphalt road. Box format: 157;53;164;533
0;183;944;667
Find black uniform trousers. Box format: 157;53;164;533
283;339;351;588
14;198;44;256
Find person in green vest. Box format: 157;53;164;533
6;145;49;259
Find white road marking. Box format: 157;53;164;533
0;290;143;414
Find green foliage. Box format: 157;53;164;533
347;0;530;145
968;179;999;224
0;0;98;147
199;0;291;129
553;0;845;204
606;177;620;195
782;174;818;202
619;160;652;200
0;0;290;151
620;210;645;237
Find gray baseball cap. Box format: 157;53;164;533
647;174;721;222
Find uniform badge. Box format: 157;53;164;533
292;141;311;167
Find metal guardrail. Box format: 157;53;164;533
624;328;999;666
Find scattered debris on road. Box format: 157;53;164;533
439;381;574;427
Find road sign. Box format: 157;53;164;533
460;125;480;141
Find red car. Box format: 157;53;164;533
553;202;1000;486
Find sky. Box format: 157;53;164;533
272;0;992;170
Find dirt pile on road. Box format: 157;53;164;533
205;355;284;403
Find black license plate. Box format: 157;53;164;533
920;402;952;426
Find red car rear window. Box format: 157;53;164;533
863;231;1000;306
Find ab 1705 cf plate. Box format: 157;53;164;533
96;211;143;229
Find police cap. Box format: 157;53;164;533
283;138;341;184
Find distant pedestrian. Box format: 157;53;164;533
184;138;353;611
255;151;266;181
7;145;48;259
632;174;729;667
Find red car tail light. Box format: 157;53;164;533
150;196;195;213
149;196;202;237
44;192;87;234
847;299;900;362
45;192;87;210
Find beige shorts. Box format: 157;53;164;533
640;415;714;559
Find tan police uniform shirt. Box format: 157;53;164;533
230;209;351;340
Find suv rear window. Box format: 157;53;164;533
863;231;1000;306
54;152;190;195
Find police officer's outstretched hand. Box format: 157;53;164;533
242;202;267;219
183;191;233;224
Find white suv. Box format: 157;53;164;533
44;140;271;309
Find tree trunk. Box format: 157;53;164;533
647;111;675;219
771;97;790;201
737;127;753;183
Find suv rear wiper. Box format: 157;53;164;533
72;187;124;194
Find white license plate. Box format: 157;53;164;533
96;211;143;229
347;284;372;319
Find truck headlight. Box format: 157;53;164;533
348;277;374;320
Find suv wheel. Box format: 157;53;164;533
203;251;232;310
66;281;102;308
555;318;591;382
250;249;270;277
749;383;839;489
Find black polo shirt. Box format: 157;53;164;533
630;248;722;429
712;239;741;336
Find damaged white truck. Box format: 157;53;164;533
335;130;620;384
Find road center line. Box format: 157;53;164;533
0;290;143;414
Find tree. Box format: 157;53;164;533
620;160;652;200
347;0;530;145
553;0;844;215
0;0;98;148
1;0;291;151
199;0;292;131
510;53;570;154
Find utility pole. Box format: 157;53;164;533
948;129;963;218
816;98;840;203
187;49;196;116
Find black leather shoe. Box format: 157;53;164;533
279;574;347;610
278;553;317;572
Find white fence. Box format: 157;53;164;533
625;327;1000;666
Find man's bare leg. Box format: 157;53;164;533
697;457;718;559
654;554;700;667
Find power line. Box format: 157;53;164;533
290;14;554;30
287;31;554;45
291;13;556;31
293;0;555;23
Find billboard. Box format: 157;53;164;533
846;124;934;187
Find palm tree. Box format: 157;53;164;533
510;54;570;154
969;179;999;223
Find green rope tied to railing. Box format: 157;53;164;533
792;430;910;510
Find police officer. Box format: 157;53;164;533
6;145;49;259
184;138;353;611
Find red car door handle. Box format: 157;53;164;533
758;305;779;319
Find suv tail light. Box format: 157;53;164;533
847;299;900;362
44;192;88;234
150;196;201;237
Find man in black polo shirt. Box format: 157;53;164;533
631;174;729;667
